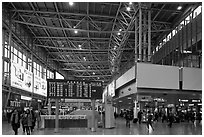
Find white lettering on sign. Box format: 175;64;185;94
10;101;21;107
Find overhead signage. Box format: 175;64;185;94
11;61;33;92
108;80;115;97
8;100;21;107
47;79;103;99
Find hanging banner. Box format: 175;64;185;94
11;61;33;92
34;75;47;96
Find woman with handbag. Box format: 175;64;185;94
10;108;20;135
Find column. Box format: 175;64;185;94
148;9;151;62
91;99;96;132
139;3;142;61
5;13;12;108
143;12;147;62
54;99;59;133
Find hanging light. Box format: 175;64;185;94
177;6;182;10
126;7;131;11
74;30;78;34
69;2;74;6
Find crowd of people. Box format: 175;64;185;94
9;108;41;135
117;109;202;131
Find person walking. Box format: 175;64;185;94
125;111;131;128
10;108;20;135
146;111;154;131
21;111;27;133
35;110;41;129
168;112;174;128
31;110;36;132
25;109;33;135
137;110;143;124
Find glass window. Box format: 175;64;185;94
193;5;202;18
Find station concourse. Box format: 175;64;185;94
2;2;202;135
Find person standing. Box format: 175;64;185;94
10;108;20;135
146;111;154;131
35;110;41;129
137;110;143;124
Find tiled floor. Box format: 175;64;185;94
2;118;202;135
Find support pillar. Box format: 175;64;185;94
54;99;59;133
143;13;147;62
138;3;142;61
5;14;12;108
148;9;151;61
91;99;96;132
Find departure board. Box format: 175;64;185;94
47;79;103;99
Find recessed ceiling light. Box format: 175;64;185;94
74;30;78;34
88;65;90;69
126;7;131;11
177;6;182;10
119;29;122;31
129;2;132;5
117;32;121;35
93;72;95;75
69;2;74;6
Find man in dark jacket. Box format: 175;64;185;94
137;110;143;124
10;109;20;135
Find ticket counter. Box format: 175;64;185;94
40;115;88;128
40;115;99;129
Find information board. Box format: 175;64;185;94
47;79;103;99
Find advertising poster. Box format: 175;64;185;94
11;61;33;92
34;75;47;97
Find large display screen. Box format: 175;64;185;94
47;79;103;99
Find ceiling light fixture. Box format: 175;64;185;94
126;7;131;11
69;2;74;6
93;72;95;75
129;2;132;5
74;30;78;34
177;6;182;10
117;32;121;35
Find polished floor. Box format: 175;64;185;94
2;118;202;135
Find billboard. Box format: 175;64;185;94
34;75;47;96
11;61;33;92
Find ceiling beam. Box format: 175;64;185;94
61;68;112;72
74;75;112;78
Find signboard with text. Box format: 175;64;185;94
11;61;33;92
47;79;103;99
34;75;47;96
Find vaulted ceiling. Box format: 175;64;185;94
3;2;200;86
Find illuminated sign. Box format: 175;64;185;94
191;99;201;103
108;80;115;97
47;79;103;99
